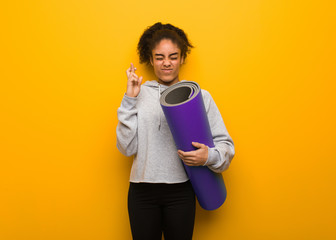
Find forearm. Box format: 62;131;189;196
204;141;235;173
202;89;235;173
116;94;138;156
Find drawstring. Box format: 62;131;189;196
158;83;161;130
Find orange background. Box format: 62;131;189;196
1;0;335;239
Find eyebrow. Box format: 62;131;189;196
154;52;179;57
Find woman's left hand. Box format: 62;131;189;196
177;142;208;166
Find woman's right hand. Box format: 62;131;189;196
126;63;143;98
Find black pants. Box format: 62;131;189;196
128;181;196;240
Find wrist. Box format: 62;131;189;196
125;90;138;98
126;93;135;98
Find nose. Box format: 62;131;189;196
163;60;171;67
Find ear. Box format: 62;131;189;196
150;56;154;66
180;56;184;65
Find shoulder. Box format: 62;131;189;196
201;89;215;107
138;83;155;99
201;89;211;98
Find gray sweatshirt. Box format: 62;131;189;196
116;80;235;183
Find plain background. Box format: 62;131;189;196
1;0;335;239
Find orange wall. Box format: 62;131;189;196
1;0;335;239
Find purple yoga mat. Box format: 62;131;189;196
160;81;226;210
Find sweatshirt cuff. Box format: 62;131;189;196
120;94;138;110
204;147;219;167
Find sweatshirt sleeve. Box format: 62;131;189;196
202;90;235;173
116;94;138;157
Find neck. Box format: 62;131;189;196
158;77;180;86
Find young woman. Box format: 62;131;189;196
116;22;235;240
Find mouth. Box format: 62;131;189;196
162;69;173;73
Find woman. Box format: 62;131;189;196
116;22;235;240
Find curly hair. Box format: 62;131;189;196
137;22;194;65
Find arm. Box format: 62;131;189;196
178;90;235;173
116;95;138;156
203;90;235;172
116;63;143;157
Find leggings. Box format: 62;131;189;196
128;181;195;240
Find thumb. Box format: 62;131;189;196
139;76;143;85
192;142;203;149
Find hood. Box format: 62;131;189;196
142;80;187;130
143;80;187;91
143;80;168;91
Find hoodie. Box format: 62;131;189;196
116;80;235;183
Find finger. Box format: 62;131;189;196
177;150;184;155
180;151;196;157
130;72;139;81
192;142;203;147
183;155;196;161
183;161;190;166
131;64;137;73
131;63;135;73
182;159;195;164
178;152;195;161
138;76;143;85
126;67;131;77
178;150;185;158
177;151;184;159
128;74;136;82
192;142;203;148
183;160;196;166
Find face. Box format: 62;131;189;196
150;39;184;86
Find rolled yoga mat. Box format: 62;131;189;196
160;81;226;210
